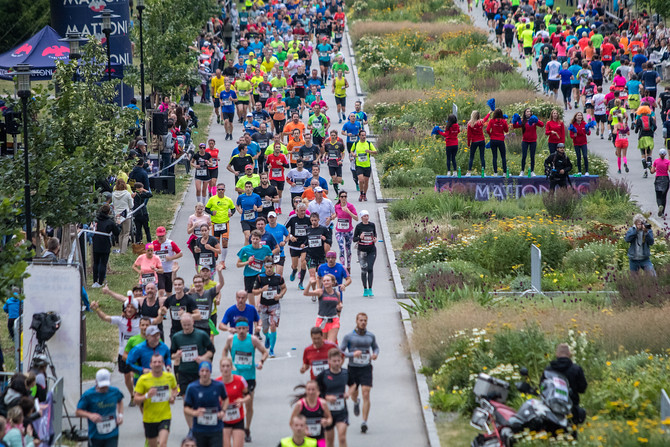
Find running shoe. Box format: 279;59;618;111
659;205;665;217
265;336;270;349
244;429;252;443
363;289;369;297
269;349;275;358
353;399;361;416
624;163;629;172
290;271;296;281
299;283;305;290
361;422;368;433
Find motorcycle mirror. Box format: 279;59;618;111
519;367;529;377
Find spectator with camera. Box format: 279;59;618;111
624;214;655;275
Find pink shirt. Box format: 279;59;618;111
334;202;357;233
653;158;670;177
134;254;162;284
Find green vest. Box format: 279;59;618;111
353;141;375;168
280;437;317;447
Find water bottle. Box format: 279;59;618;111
527;168;532;177
506;168;510;178
481;167;485;178
457;167;462;178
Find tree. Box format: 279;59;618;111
129;0;217;98
0;40;139;228
0;196;32;301
0;0;49;53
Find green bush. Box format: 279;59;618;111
542;187;581;218
389;190;472;220
382;167;435;188
563;242;618;273
408;260;488;291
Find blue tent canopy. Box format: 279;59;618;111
0;26;69;80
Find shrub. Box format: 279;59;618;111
542;187;581;218
613;263;670;307
389;190;472;220
366;75;395;92
562;241;618;273
382;167;435;188
375;128;421;153
408;260;488;291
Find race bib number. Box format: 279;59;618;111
260;92;269;99
329;149;340;159
295;225;307;236
224;405;241;422
170;307;181;320
295;178;305;187
210;159;218;168
234;351;253;366
336;219;350;231
312;121;322;129
349;136;358;142
319;52;328;57
239;90;248;96
308;236;322;248
197;408;219;426
259;141;268;149
361;232;374;244
122;333;133;341
96;415;117;435
335;33;342;39
277;106;285;114
196;169;207;177
329;396;345;412
156;250;168;263
248;258;263;272
357;153;368;163
199;253;214;267
552;377;570;402
262;199;272;208
302;153;313;161
263;289;277;299
272;168;283;178
296;80;304;87
311;359;328;376
223;100;233;106
244;210;255;220
352;351;371;366
214;223;228;232
194;228;202;237
197;304;210;319
306;418;322;436
141;273;156;285
152;386;170;402
273;254;280;263
181;345;198;362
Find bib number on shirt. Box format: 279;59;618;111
361;232;374;245
295;225;307;237
141;273;156;285
196;169;207;177
224;405;241;422
352;350;371;366
357;153;368;163
181;345;198;362
329;396;345;412
223;100;233;106
272;168;283;178
273;254;281;263
312;121;322;129
311;360;328;377
262;199;272;208
248;258;263;272
234;351;253;366
244;210;255;220
197;304;210;320
263;289;277;300
336;219;350;231
295;178;305;187
197;408;219;426
170;307;181;320
277;106;285;114
214;223;228;232
96;415;117;435
308;236;322;248
199;253;214;267
152;385;170;402
156;250;168;263
306;418;322;436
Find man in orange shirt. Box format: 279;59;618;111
286;128;305;168
301;179;320;201
282;112;306;142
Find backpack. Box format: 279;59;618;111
540;370;573;416
640;115;652;131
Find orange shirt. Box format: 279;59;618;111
287;137;305;164
301;187;316;201
283;121;306;140
584;46;595;61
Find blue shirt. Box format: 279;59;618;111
3;296;21;319
316;43;332;61
237;244;273;276
342;121;362;144
632;54;648;74
184;380;228;433
219;90;237;113
589;60;603;79
77;386;123;439
249;41;264;53
568;64;581;85
126;341;172;375
249;231;278;252
627;79;641;95
559;69;573;85
641;71;660;90
317;262;349;285
265;223;289;257
354;111;368;124
236;193;262;221
307;77;324;90
243;119;260;136
222;304;260;327
238;46;252;57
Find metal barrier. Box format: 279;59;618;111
51;377;64;446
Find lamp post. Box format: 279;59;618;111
94;9;120;81
58;32;86;82
14;64;32;244
137;0;146;137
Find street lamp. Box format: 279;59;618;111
137;0;146;136
14;64;32;245
58;33;87;82
94;9;120;81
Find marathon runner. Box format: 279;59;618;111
126;326;172;377
254;173;280;218
316;348;350;447
206;138;221;197
301;327;338;381
191;143;213;205
324;130;345;194
350;130;377;202
236;181;263;240
265;211;289;275
183;361;229;446
205;183;236;268
353;210;378;297
252;258;287;357
190;263;225;338
160;277;201;341
76;369;125;447
152;226;183;298
170;313;215;402
219;289;261;335
286;203;311;289
237;229;273;305
304;275;342;343
266;143;290;214
217;357;250;447
289;381;333;447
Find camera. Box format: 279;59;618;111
645;223;652;230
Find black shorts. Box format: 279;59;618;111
241;220;256;232
595;114;607;123
523;47;532;56
193;431;223;447
313;135;324;147
143;420;171;439
505;38;514;48
603;59;612;67
222;112;235;122
335;96;346;107
118;355;132;374
208;168;219;179
486;12;495;20
224;419;245;430
244;275;259;293
213;222;230;238
237;100;249;105
270;179;285;190
594;78;603;86
346;142;354;153
157;272;173;293
548;79;560;90
246;379;257;392
356;166;372;177
348;364;373;387
177;370;198;395
214;98;221;108
319;60;330;69
328;166;343;177
328;411;349;428
307;256;325;269
289;248;305;258
290;191;303;200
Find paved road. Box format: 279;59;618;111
108;29;428;446
462;4;667;222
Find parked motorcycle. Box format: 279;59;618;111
470;369;571;447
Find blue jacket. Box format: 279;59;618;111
624;226;653;260
3;296;21;319
126;341;171;375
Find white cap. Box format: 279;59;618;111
360;210;370;217
146;326;160;336
268;211;277;218
246;112;253;117
96;369;111;388
660;148;668;156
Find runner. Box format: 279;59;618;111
324;130;345;194
126;326;172;376
265;211;289;274
287;159;311;200
304;275;341;343
287;128;306;168
303;212;332;284
193;224;220;273
351;130;376;201
76;368;124;447
183;361;229;446
205;183;235;268
211;69;225;124
191;143;212;205
280;415;318;447
353;210;378;297
217;357;250;447
315;348;350;447
332;70;349;123
307;105;329;148
223;317;269;443
289;381;333;447
190;263;225;337
219;81;238;141
250;217;279;257
237;229;274;305
301;327;338;380
636;104;657;178
161;277;201;341
132;243;163;289
234;74;253;122
228;146;254;186
235;181;263;240
187;203;212;262
317;251;352;300
340;313;380;434
254;173;280;218
152;226;182;298
613;110;630;174
267;143;290;213
252;258;287;357
170;313;215;402
286;203;311;289
219;289;261;335
133;353;178;447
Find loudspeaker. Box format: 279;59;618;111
5;111;20;135
152;111;168;135
150;175;176;194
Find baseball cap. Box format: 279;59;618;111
326;251;337;258
245;164;254;170
314;186;324;193
199;142;206;147
360;210;370;217
293;54;299;59
145;243;153;250
660;148;668;156
156;226;166;236
136;140;147;147
272;87;278;92
557;143;565;148
268;211;277;218
96;369;111;388
146;326;160;336
246;112;253;117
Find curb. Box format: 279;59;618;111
345;23;366;98
376;207;440;447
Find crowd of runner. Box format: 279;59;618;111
75;1;384;447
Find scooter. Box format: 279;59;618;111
470;369;571;447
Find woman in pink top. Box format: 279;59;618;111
187;203;212;255
650;148;670;217
133;243;164;287
334;191;358;270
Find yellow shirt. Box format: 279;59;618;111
235;174;261;190
205;195;235;224
134;372;177;423
211;75;226;94
334;77;347;98
251;75;264;94
235;80;252;100
261;57;278;73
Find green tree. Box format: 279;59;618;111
0;0;50;53
0;196;32;301
0;40;138;228
130;0;217;98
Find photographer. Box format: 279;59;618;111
543;143;572;190
624;214;655;275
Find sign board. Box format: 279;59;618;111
662;389;670;433
23;264;82;410
531;244;542;292
435;176;599;201
415;65;435;87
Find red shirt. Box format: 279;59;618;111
303;341;337;380
438;123;460;146
545;120;566;144
486;118;508;141
512;120;544;143
216;375;247;424
267;153;289;181
206;147;220;170
601;42;615;61
569;120;590;145
466;113;491;145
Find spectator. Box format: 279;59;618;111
3;288;21;340
41;237;60;261
128;155;152;194
3;407;33;447
624;214;655;275
112;179;134;254
92;204;121;288
131;182;153;243
543;143;573;190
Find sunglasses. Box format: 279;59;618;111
217;188;225;191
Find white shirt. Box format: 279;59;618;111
546;60;562;81
308;198;336;226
